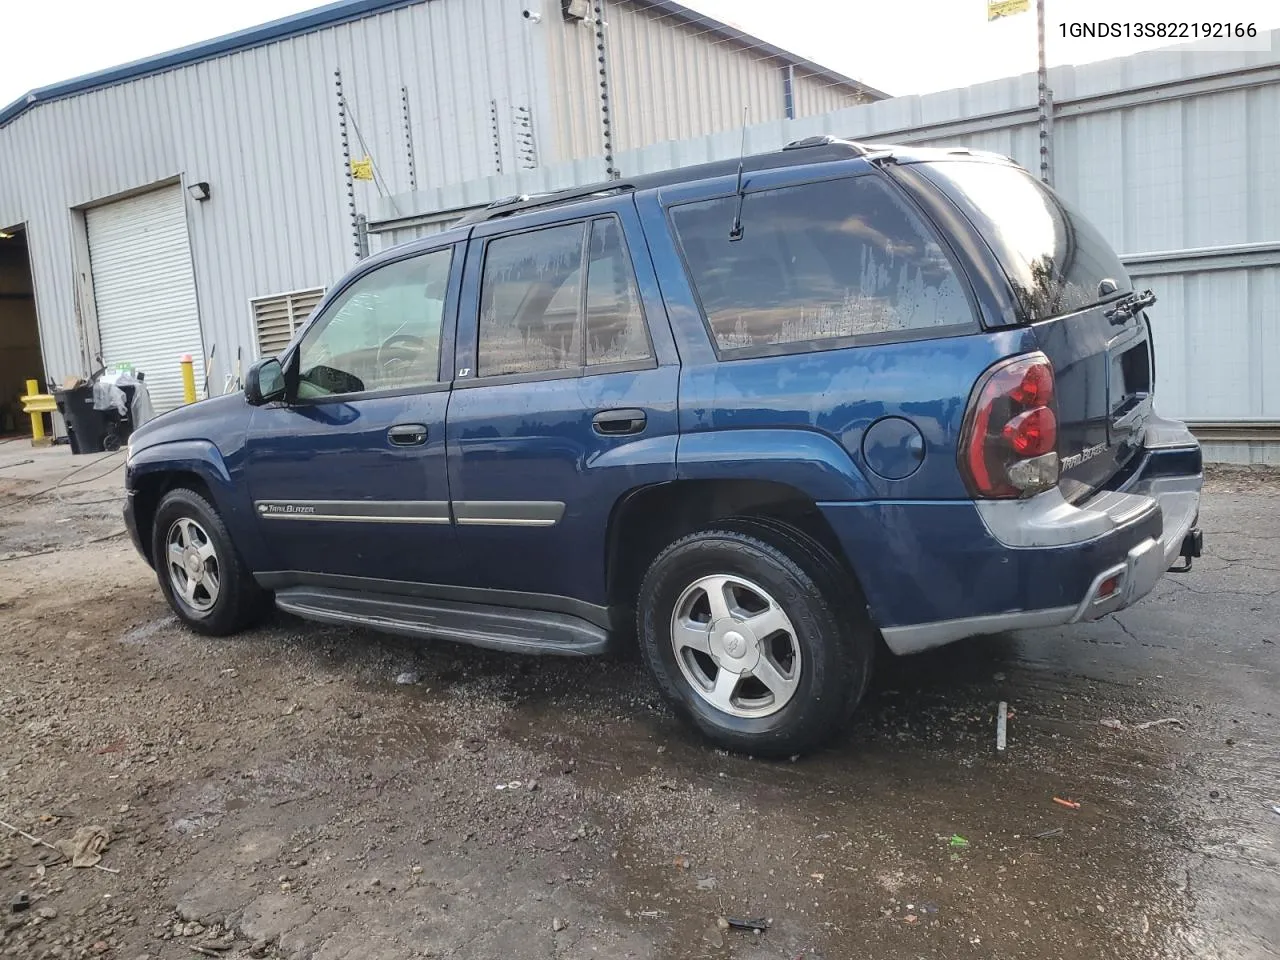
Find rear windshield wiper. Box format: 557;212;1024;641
1104;289;1157;325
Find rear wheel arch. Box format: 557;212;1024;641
604;479;859;612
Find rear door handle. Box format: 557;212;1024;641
387;423;428;446
592;409;647;436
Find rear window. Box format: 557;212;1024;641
917;160;1132;320
670;175;974;355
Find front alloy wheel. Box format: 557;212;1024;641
150;486;268;636
165;517;221;615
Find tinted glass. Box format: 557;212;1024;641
586;219;651;365
478;223;584;377
297;248;451;398
671;176;972;353
918;160;1132;320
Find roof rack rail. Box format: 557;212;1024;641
453;138;885;228
457;183;637;225
784;135;871;155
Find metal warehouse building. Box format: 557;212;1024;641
0;0;883;415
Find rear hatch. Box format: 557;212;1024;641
910;158;1153;501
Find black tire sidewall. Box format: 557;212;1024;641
151;488;253;636
639;531;858;756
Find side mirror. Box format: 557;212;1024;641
244;358;286;405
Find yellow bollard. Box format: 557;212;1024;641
180;354;197;404
20;378;56;447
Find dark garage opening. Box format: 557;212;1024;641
0;226;45;438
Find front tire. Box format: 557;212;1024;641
150;487;267;636
637;523;873;757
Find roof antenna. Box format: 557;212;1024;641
729;106;748;242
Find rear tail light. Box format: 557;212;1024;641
959;352;1060;499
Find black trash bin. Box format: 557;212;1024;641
101;383;137;452
54;384;107;454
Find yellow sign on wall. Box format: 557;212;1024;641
350;155;374;181
988;0;1029;20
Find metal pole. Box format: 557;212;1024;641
401;86;417;192
490;99;504;175
355;214;370;260
1036;0;1053;185
335;70;361;259
594;0;618;179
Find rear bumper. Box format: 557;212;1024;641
822;417;1202;655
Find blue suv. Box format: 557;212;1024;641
124;138;1203;756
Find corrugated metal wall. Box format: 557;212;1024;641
539;10;602;165
604;1;785;151
791;68;866;117
369;215;461;253
370;33;1280;461
0;0;542;388
538;2;869;161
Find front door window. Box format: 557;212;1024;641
296;248;453;398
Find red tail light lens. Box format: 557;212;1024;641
1010;363;1054;407
1003;407;1058;456
960;352;1060;499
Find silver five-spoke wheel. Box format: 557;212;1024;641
670;574;801;719
166;517;220;614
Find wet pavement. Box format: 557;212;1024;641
0;450;1277;959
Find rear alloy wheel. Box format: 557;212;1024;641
639;524;872;757
670;574;801;719
151;487;268;636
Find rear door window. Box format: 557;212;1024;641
585;218;651;365
476;217;654;378
915;160;1132;320
670;175;974;355
477;223;585;377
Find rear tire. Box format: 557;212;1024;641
637;522;873;757
151;487;268;636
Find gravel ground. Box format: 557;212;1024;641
1;446;1278;960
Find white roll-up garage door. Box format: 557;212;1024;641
86;185;204;411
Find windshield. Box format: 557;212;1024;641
917;160;1132;321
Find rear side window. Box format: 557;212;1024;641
916;160;1132;320
477;218;653;378
585;218;650;365
670;176;973;355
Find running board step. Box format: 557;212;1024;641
273;586;608;656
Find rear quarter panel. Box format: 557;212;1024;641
634;174;1040;501
674;330;1038;500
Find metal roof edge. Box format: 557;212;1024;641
636;0;890;101
0;0;889;130
0;0;429;128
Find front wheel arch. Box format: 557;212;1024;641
130;470;216;566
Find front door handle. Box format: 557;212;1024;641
592;409;647;436
387;423;428;446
